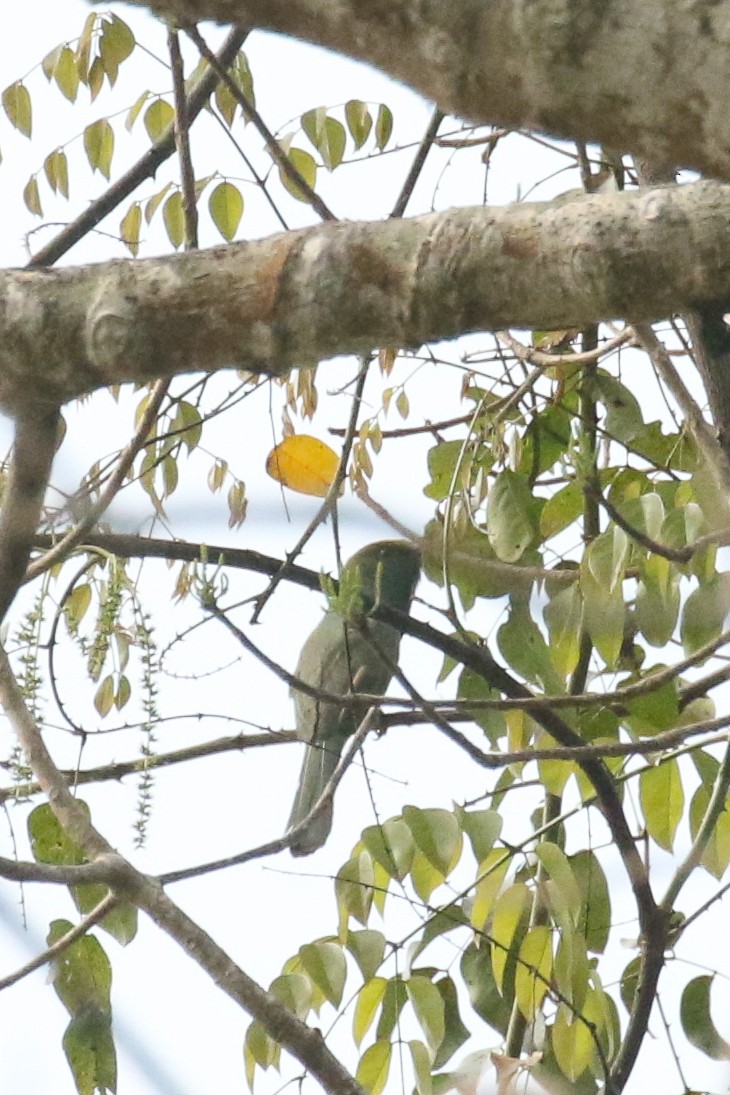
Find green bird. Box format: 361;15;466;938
287;540;420;856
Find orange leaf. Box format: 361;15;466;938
266;435;341;497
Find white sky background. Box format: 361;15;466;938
0;3;729;1094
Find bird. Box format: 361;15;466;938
286;540;421;856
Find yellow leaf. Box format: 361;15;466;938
266;435;341;497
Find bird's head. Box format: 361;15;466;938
344;539;421;613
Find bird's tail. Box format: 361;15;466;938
287;738;343;856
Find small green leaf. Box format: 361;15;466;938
336;852;375;928
345;99;373;150
23;176;42;216
681;576;730;656
62;1006;117;1095
487;469;536;562
570;850;611;954
407;975;445;1057
120;202;142;256
457;807;502;864
209;180;244;241
491;882;528;992
302;107;346;170
270;973;312;1020
353;977;387;1046
515;925;552;1021
356;1039;392;1095
299;941;346;1007
374;104;393;149
163;191;184;249
347;930;386;983
2;82;32;136
279;146;317;203
409;1040;433;1095
640;759;684;852
539;480;583;539
402;806;462;878
83;118;114;179
680;975;730;1060
144;99;175;142
361;818;414;881
48;921;112;1015
94;674;115;717
535;843;581;925
52;47;80;102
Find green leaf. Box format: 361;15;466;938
361;818;414;881
570;850;611;954
550;1002;594;1081
299;941;346;1007
460;943;511;1035
336;852;375;928
624;672;679;734
347;930;386;983
48;921;112;1016
375;977;407;1040
163;191;184;249
543;583;583;678
580;562;625;668
2;81;32;136
406;975;445;1056
62;1007;117;1095
52;47;80;102
515;925;552;1021
47;149;70;199
24;176;42;217
356;1039;392;1095
423;440;475;501
635;554;680;647
457;807;502;864
345;99;373;150
302;107;346;170
491;882;529;992
209;180;243;241
83;118;114;179
244;1020;279;1086
470;848;510;933
279;146;317;203
64;583;92;629
120;202;142;256
487;469;536;562
535;843;582;926
681;577;730;656
432;976;469;1069
585;526;628;592
353;978;387;1046
592;372;644;442
270;973;312;1020
402;806;462;878
680;975;730;1060
689;785;730;878
640;759;684;851
620;955;642;1013
144;98;174;141
540;480;583;539
374;104;393;149
498;605;564;692
409;1040;433;1095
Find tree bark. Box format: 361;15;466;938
122;0;730;182
8;179;730;411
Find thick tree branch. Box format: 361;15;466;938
120;0;730;182
7;182;730;411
